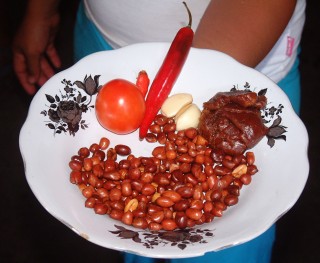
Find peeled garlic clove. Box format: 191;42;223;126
175;103;201;131
161;93;193;117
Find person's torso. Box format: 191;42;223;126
84;0;306;83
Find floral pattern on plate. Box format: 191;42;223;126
40;75;101;136
110;225;214;250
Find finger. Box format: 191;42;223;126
46;44;61;69
13;52;37;95
37;71;49;87
38;56;56;84
26;52;42;84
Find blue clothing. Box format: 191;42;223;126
74;1;301;262
74;0;113;62
277;55;301;114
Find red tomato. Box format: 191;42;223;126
95;79;146;134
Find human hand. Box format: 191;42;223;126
12;12;61;95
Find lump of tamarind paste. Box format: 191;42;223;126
198;90;268;155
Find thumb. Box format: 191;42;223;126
26;54;41;84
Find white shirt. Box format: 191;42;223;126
84;0;306;83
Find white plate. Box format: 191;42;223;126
19;43;309;258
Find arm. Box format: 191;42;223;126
12;0;61;95
193;0;297;67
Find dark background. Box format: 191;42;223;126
1;1;319;262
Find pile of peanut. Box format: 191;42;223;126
69;114;258;231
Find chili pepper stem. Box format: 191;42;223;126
183;1;192;28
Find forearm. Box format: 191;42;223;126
193;0;297;67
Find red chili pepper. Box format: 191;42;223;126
136;70;150;98
139;2;194;139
